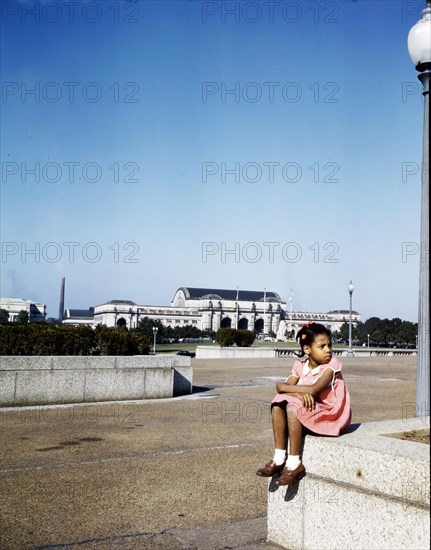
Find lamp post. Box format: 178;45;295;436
367;334;370;351
289;289;293;338
152;326;158;355
236;286;239;329
347;281;354;357
408;0;430;417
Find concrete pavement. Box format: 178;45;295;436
0;355;421;549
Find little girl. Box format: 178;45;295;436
257;321;351;486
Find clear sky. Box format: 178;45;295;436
0;0;427;322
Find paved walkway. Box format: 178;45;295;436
0;355;419;549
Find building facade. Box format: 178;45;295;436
0;298;46;322
83;288;361;337
1;290;362;335
170;287;284;334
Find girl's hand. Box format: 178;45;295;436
300;393;315;411
276;381;287;393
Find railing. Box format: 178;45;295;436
275;348;417;358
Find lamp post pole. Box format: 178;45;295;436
408;0;430;417
152;326;158;355
236;286;239;329
289;289;293;338
347;281;354;357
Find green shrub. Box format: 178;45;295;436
0;323;150;356
234;329;255;347
216;328;237;347
216;328;255;347
96;327;150;356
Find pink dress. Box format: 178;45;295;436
271;357;351;436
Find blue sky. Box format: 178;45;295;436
0;0;427;322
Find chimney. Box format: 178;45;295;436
58;277;65;323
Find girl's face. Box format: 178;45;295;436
304;333;332;367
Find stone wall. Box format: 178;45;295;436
195;346;278;359
0;355;192;407
196;346;417;359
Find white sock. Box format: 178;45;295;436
286;455;301;470
273;448;286;465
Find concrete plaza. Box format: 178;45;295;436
0;355;423;549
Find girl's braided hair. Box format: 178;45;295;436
295;321;332;358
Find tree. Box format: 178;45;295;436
0;309;9;324
363;317;382;343
15;310;29;324
338;323;349;342
134;317;164;342
397;320;417;344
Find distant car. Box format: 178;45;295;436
176;350;196;358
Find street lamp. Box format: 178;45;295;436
367;334;370;351
408;0;430;417
347;281;354;357
152;326;158;355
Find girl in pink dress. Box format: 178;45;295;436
256;322;351;486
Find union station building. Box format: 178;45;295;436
64;287;361;338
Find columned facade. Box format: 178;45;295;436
67;289;361;337
171;287;285;335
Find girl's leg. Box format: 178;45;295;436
272;403;287;450
286;404;302;456
274;404;306;485
256;403;287;476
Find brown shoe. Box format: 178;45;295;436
256;460;286;477
274;462;306;486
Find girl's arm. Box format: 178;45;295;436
275;367;334;396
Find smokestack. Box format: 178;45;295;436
58;277;65;323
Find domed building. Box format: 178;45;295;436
171;287;284;333
90;287;285;334
67;287;361;336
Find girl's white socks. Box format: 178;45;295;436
273;448;286;465
286;454;301;470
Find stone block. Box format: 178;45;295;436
144;367;173;399
173;366;193;396
267;417;430;550
0;355;192;405
83;368;147;402
15;368;85;405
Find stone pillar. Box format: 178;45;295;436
268;304;273;334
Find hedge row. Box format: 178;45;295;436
216;328;255;347
0;323;151;356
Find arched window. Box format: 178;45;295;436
238;318;248;330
